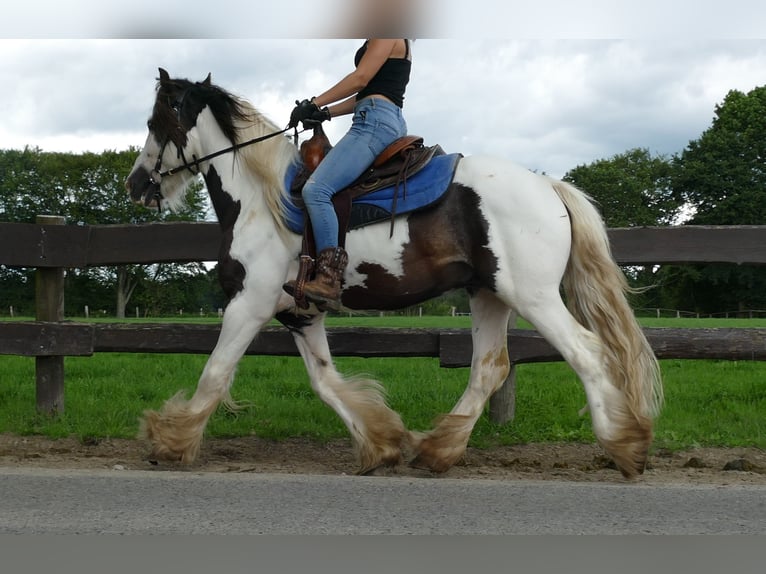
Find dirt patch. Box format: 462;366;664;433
1;433;765;485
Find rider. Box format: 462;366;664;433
284;39;412;306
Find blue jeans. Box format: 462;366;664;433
302;97;407;252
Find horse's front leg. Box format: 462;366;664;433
140;289;276;463
282;312;408;473
410;290;512;472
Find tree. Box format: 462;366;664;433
668;86;766;314
673;87;766;225
131;262;218;317
0;147;209;317
0;266;35;316
562;148;681;309
563;148;680;227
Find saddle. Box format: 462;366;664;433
288;124;444;308
290;125;442;226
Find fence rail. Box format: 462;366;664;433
3;322;766;363
2;219;766;420
4;221;766;268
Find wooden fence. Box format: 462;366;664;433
2;217;766;422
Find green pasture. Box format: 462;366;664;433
0;315;764;450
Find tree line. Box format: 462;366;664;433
2;85;766;317
564;86;766;315
0;147;225;317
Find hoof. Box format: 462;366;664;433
357;450;403;476
408;430;465;474
355;439;405;475
408;415;472;474
599;425;652;479
146;444;184;463
138;403;206;464
409;453;454;474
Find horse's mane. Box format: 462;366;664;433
161;78;298;236
223;96;298;236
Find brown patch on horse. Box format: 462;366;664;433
341;183;499;310
482;346;510;372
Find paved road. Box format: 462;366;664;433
1;467;764;534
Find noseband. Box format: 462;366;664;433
146;88;298;211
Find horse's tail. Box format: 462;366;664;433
549;179;663;423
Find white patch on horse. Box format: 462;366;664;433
344;219;411;289
453;156;572;304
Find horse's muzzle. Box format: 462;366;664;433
125;166;161;208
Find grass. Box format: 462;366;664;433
0;315;764;451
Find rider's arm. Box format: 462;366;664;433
311;39;397;108
325;96;358;118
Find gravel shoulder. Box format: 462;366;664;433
2;433;765;485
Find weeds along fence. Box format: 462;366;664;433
2;216;766;423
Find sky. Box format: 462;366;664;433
2;2;766;179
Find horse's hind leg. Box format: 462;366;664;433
516;292;652;477
139;292;269;463
288;313;408;474
410;289;512;472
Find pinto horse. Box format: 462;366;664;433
125;69;662;477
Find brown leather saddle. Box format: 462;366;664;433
288;124;444;308
289;125;442;231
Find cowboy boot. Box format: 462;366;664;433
284;247;348;306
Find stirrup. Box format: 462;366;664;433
283;254;314;309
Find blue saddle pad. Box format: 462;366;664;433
282;152;462;234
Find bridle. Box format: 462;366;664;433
146;88;300;210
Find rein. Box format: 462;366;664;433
150;125;297;184
146;84;304;211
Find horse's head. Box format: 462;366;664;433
125;68;221;210
126;68;298;236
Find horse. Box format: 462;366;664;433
125;68;663;478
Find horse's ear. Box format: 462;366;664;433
158;68;170;83
201;73;211;86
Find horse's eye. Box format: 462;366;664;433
168;95;183;113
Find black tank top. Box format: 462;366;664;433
354;40;411;108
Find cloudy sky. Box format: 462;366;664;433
2;2;766;178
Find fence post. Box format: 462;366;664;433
489;310;517;424
35;215;66;415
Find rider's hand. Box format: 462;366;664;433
288;99;319;128
302;106;331;126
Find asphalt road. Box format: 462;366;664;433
1;467;764;534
